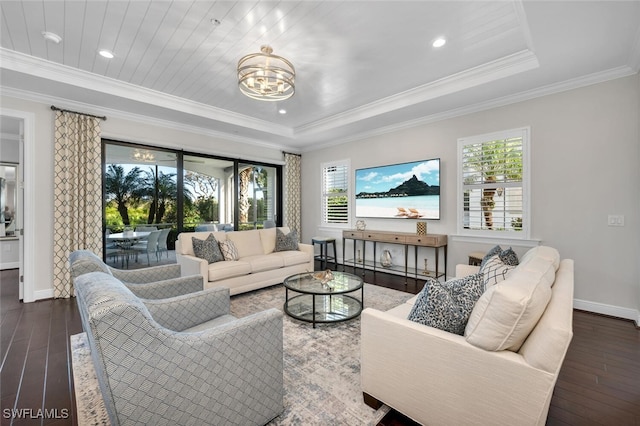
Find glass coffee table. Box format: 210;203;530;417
283;271;364;328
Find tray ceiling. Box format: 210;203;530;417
1;1;639;150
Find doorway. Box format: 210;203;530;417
0;110;34;302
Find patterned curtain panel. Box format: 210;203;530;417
53;111;103;298
284;153;301;239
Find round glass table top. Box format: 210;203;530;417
283;271;363;295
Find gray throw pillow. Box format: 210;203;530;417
407;273;484;335
275;228;299;251
480;245;502;268
192;234;224;264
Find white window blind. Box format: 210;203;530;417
458;128;529;238
321;161;349;224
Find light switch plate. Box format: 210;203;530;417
607;215;625;226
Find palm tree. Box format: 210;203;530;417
141;168;192;224
239;167;252;224
104;165;143;225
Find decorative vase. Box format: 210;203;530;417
422;258;429;275
356;219;366;231
416;221;427;235
381;249;392;268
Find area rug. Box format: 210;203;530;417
71;283;414;425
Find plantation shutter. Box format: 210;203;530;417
322;161;349;224
459;128;528;235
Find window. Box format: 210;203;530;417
457;127;529;239
321;160;349;225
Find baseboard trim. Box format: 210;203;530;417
574;298;640;326
0;262;19;270
34;288;55;301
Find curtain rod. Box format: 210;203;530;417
282;151;301;157
50;105;107;121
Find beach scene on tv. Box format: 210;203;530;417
355;159;440;220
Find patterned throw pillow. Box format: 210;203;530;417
480;254;516;289
480;245;503;268
498;247;519;266
275;228;299;252
192;234;224;264
218;239;239;261
407;274;484;335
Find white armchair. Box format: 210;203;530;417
361;247;574;425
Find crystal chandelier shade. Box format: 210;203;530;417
237;45;295;101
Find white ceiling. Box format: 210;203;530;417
1;1;639;151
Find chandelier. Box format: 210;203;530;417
237;45;295;101
131;149;155;162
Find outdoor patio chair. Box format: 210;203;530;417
132;230;161;266
156;228;171;259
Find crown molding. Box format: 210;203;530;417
0;48;293;138
302;65;636;152
0;86;292;153
295;49;540;137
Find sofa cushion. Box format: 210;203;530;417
275;228;299;252
519;246;560;275
227;230;264;257
208;260;252;281
259;227;292;253
219;240;239;261
465;256;556;351
270;250;311;267
407;274;484;335
243;254;284;273
192;234;224;264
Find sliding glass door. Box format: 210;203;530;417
238;162;279;230
102;140;282;266
183;155;235;231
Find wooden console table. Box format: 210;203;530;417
342;230;447;282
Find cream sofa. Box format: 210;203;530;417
361;246;574;426
176;227;313;295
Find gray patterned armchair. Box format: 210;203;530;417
69;250;203;299
74;271;284;426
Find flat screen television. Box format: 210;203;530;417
355;158;440;220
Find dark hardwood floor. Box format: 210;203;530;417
1;265;639;425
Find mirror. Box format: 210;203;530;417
0;164;17;237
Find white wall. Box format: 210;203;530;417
2;74;638;321
0;95;286;299
301;74;640;322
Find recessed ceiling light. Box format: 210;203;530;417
278;109;287;114
42;31;62;44
99;49;114;59
432;37;446;48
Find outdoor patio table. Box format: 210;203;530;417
106;231;150;268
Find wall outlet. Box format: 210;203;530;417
607;215;625;226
